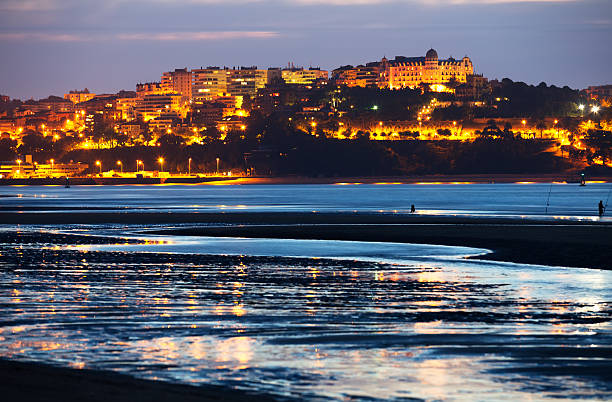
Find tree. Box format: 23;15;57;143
535;121;546;138
583;130;612;164
0;138;17;160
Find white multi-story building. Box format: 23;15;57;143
192;67;281;103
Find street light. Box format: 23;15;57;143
50;159;54;171
158;157;164;172
95;160;101;174
117;160;122;173
591;105;600;114
216;157;220;175
16;159;21;177
188;157;192;175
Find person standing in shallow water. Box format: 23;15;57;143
599;200;605;217
411;204;416;213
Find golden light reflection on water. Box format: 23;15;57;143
216;336;254;366
416;270;445;283
1;229;611;400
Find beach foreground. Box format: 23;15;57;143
0;359;275;402
0;223;610;400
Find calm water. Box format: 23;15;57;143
2;182;612;219
0;225;610;400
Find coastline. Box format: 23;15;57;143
147;220;612;270
1;173;610;186
2;210;610;269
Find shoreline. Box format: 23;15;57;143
1;173;610;186
0;359;277;402
2;211;610;269
148;221;612;270
2;211;611;225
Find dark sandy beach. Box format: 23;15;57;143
0;359;277;402
149;220;612;270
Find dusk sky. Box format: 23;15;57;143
1;0;610;100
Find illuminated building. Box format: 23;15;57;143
147;117;180;133
20;97;74;114
0;95;9;103
332;64;382;88
192;99;237;125
281;67;328;85
216;115;246;133
118;123;143;138
333;49;474;89
586;85;612;102
0;119;16;133
226;67;274;97
455;74;490;100
135;93;183;121
161;68;192;99
64;89;96;104
0;161;88;178
192;67;281;103
192;68;228;102
116;97;137;120
136;82;164;97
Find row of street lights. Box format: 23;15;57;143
93;157;221;175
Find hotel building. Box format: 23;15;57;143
332;49;474;90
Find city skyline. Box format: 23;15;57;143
1;0;611;99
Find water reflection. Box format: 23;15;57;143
0;227;610;400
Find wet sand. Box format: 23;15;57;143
149;221;612;270
0;359;277;402
1;220;610;399
3;211;611;269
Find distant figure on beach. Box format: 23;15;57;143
411;204;416;213
599;200;605;217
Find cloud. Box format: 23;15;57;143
138;0;580;4
116;31;279;40
290;0;579;3
0;0;61;11
0;33;84;41
0;0;583;12
586;19;612;26
0;31;280;42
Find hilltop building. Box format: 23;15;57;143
136;82;164;97
332;49;474;90
586;85;612;103
64;89;96;104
